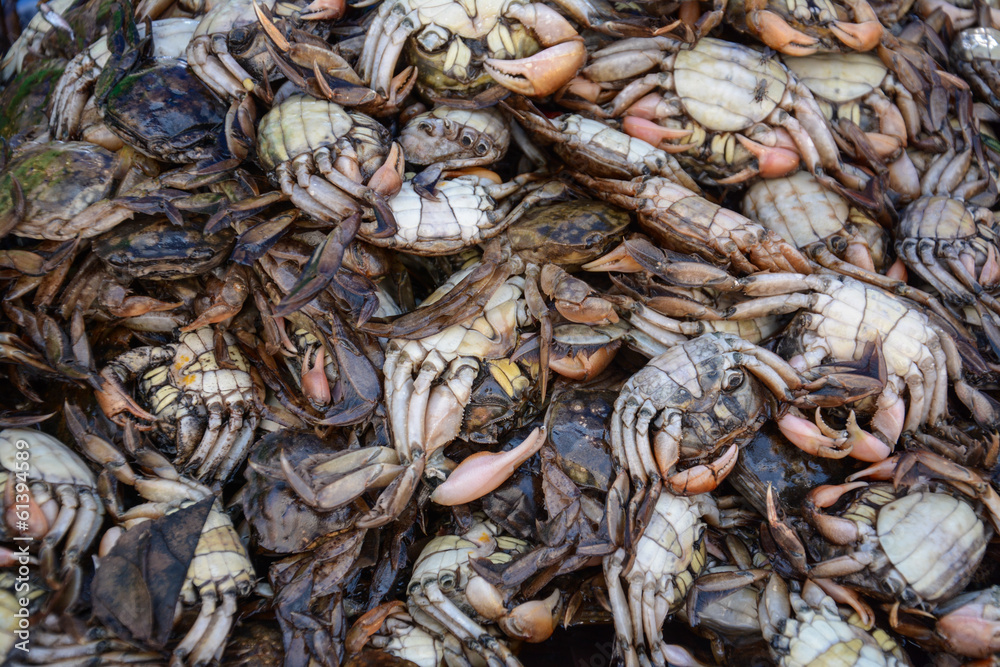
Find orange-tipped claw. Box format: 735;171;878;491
622;116;693;150
301;0;344;19
830;20;882;52
844;411;891;462
301;345;331;406
777;412;851;458
369;143;405;198
485;40;587;97
346;601;406;655
549;345;617;381
581;243;643;272
747;10;820;55
95;371;157;427
666;442;738;495
735;134;800;178
430;426;546;505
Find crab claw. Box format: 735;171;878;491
747;10;819;56
621;116;693;152
485;40;586;97
777;411;851;458
95;369;157;427
368;142;405;199
734;133;800;178
430;426;546;505
830;0;882;52
301;0;344;19
301;345;332;406
666;442;738;495
499;590;561;643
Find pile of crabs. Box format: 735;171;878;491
6;0;1000;663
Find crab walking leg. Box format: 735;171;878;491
186;410;224;471
424;360;477;453
407;352;448;459
416;586;519;667
62;491;101;566
213;416;258;483
41;487;79;557
604;550;639;667
173;588;218;666
191;592;238;666
195;404;247;481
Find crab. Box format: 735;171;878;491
660;271;1000;463
77;424;255;667
583;37;866;192
742;170;890;273
781;51;920;191
0;428;104;612
185;0;342;103
507;106;702;193
607;332;807;514
0;141;196;242
232;94;405;314
603;487;755;667
398;518;561;665
572;172;814;275
715;0;885;55
951;26;1000;112
400;105;512;192
894;195;1000;350
48;17;199;145
95;328;265;483
358;0;594;104
768;450;1000;610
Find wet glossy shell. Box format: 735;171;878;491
507;200;630;268
546;385;615;490
0;429;96;487
673;38;787;131
951;27;1000;64
0;141;116;238
94;218;234;280
103;60;227;163
257;96;391;177
897;196;978;241
743;171;849;247
876;492;985;602
782;52;887;103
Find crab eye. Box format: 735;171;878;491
474;141;489;155
722;370;744;392
419;121;433;134
460;134;473;147
416;25;450;52
439;572;456;589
